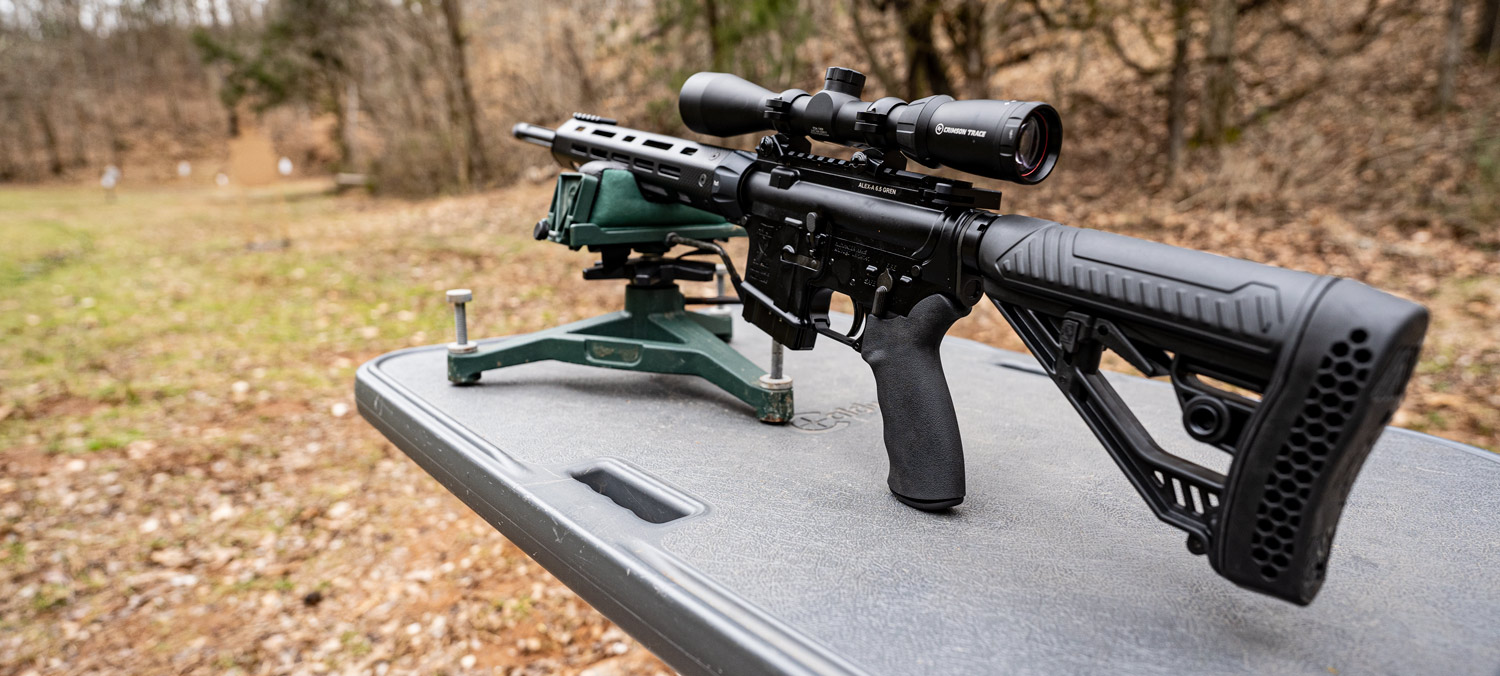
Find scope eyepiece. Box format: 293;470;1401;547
678;67;1061;184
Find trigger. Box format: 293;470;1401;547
847;304;867;341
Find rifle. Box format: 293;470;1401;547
512;67;1428;605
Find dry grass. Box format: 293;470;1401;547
0;179;665;675
1;173;1494;675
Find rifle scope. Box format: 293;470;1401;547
679;67;1061;184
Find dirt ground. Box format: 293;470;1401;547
0;180;670;675
1;177;1495;675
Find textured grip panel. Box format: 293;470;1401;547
980;215;1325;352
861;294;972;510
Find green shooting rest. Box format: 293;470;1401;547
447;167;793;423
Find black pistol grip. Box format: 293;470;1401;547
860;293;972;511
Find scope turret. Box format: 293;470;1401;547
678;66;1061;184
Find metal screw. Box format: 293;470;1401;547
447;289;476;354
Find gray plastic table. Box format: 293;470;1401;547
356;316;1500;676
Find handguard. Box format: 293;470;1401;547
975;215;1428;604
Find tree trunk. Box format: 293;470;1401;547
71;101;91;169
558;22;597;103
1166;0;1191;182
227;104;240;139
0;127;15;182
1437;0;1465;111
15;109;40;181
1198;0;1237;143
704;0;726;72
343;80;361;170
1476;0;1500;63
332;80;350;171
412;12;467;187
105;115;124;168
944;0;987;98
890;0;954;98
848;0;900;95
36;106;65;177
441;0;489;187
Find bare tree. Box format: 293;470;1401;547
1477;0;1500;63
942;0;988;98
34;104;64;177
703;0;727;71
343;80;361;170
654;0;811;93
1165;0;1192;182
871;0;955;98
1198;0;1237;143
1437;0;1465;111
440;0;489;187
846;0;901;95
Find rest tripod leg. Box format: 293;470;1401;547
446;284;792;423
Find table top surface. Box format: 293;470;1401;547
357;315;1500;676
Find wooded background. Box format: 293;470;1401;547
2;4;1498;672
3;0;1498;217
3;0;1499;448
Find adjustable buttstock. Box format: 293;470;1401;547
1216;281;1425;603
976;215;1428;604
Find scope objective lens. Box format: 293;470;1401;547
1016;115;1045;176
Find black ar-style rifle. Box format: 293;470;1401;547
513;67;1428;605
